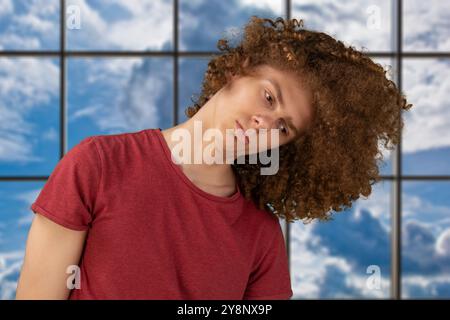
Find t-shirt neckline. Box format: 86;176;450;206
150;127;243;203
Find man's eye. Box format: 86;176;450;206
279;122;289;136
264;90;274;106
275;119;289;136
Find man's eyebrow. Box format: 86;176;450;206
267;78;299;137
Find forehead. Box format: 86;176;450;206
252;64;314;130
252;64;311;101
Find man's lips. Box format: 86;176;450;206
235;120;249;144
235;120;244;131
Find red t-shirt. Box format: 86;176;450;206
30;128;293;300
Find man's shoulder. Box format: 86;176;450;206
243;197;282;228
92;128;157;151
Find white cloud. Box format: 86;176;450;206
240;0;283;13
352;180;390;231
108;0;172;50
402;59;450;153
42;127;58;141
66;0;108;48
0;250;24;300
0;133;41;163
0;0;13;17
402;219;450;282
0;105;43;162
14;13;54;33
0;34;41;50
68;58;170;134
67;0;172;50
403;274;450;298
291;224;330;298
290;215;390;298
292;0;392;51
291;206;450;298
0;58;58;163
108;16;172;50
436;228;450;257
0;0;58;49
0;58;58;110
26;0;59;16
404;0;450;51
84;58;139;84
70;105;101;121
14;188;41;227
402;191;450;227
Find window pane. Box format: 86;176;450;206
291;180;391;298
0;0;59;50
404;0;450;52
179;0;284;51
66;0;173;51
0;58;60;176
292;0;393;52
178;57;210;124
67;57;173;146
402;58;450;176
0;181;40;300
402;181;450;298
373;57;396;176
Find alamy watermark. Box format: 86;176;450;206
66;264;81;289
66;5;81;30
366;265;382;290
167;120;280;175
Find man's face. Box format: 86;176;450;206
213;64;314;155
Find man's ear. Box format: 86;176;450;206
242;56;250;69
225;56;251;82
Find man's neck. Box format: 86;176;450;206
160;121;237;193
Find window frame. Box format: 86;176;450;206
1;0;450;300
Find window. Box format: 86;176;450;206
0;0;448;300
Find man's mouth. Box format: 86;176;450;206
235;120;249;144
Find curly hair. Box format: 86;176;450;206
184;16;413;223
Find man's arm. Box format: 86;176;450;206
15;213;87;300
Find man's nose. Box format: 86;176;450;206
250;114;276;131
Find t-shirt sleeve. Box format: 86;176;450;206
30;136;102;231
243;218;293;300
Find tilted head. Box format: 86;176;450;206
185;16;413;222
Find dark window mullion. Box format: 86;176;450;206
174;0;179;126
60;0;66;158
285;0;292;289
390;0;403;300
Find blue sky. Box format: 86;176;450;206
0;0;449;299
